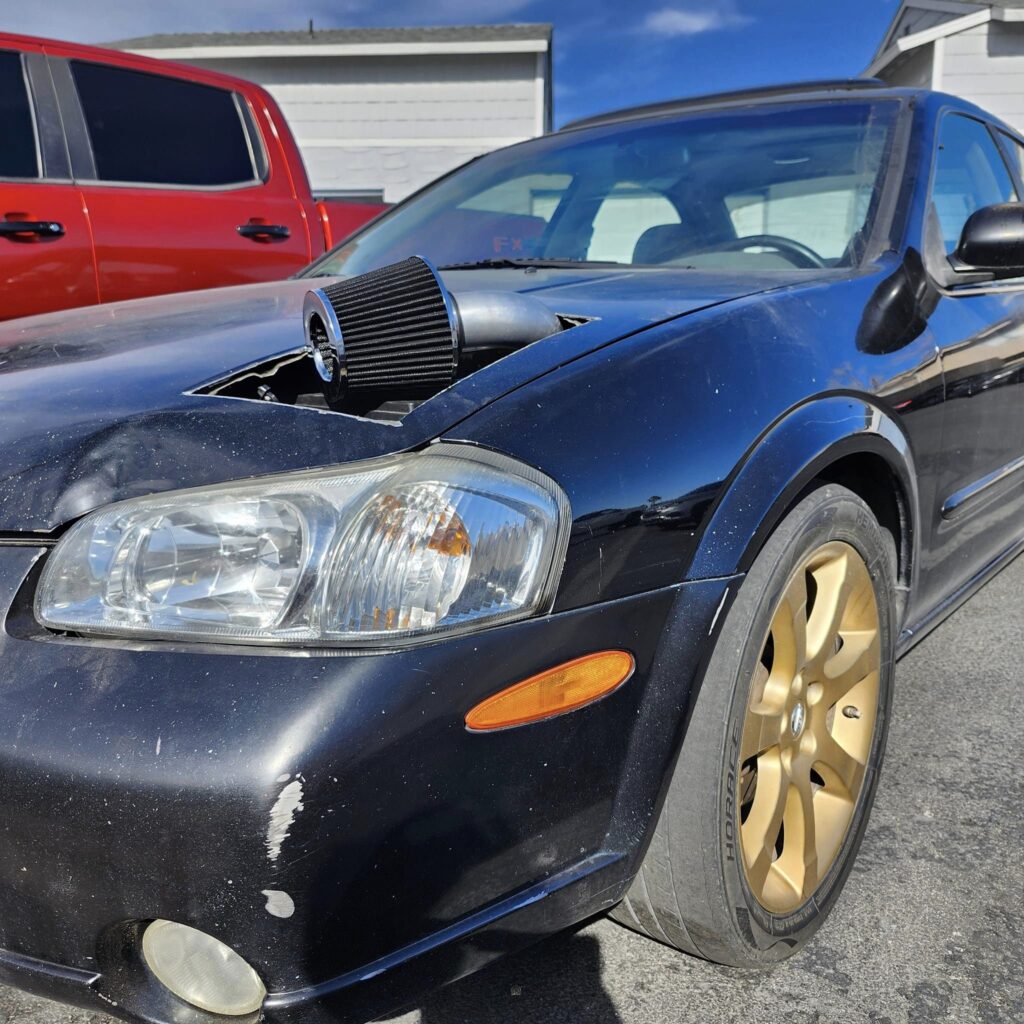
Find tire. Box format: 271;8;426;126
611;484;896;967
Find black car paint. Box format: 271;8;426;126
1;87;1024;1023
0;267;795;533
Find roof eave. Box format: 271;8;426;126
864;5;1001;76
123;39;550;59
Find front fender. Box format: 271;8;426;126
444;269;934;613
686;395;919;587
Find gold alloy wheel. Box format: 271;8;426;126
737;541;881;914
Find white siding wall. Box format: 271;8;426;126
942;21;1024;131
184;52;542;202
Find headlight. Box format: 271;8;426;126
35;445;569;647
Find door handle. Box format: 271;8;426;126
237;223;290;242
0;220;65;239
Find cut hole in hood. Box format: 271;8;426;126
202;256;578;421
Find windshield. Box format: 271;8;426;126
306;100;900;278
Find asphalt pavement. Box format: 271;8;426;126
3;555;1022;1024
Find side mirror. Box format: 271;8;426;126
951;202;1024;280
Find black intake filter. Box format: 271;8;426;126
304;256;459;406
303;254;563;410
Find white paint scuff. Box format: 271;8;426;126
261;889;296;919
709;587;730;636
266;778;304;863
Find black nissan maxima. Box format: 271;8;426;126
1;78;1023;1023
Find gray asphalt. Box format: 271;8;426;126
3;556;1022;1024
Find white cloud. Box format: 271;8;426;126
643;4;751;38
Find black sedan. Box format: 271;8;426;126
1;78;1022;1024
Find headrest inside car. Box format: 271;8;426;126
633;224;693;265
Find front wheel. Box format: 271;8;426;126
612;484;896;966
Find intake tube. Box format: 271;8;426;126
451;289;563;353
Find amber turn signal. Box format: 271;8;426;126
465;650;635;731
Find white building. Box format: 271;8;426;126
867;1;1024;131
113;25;552;203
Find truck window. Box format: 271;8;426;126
0;51;40;179
70;61;257;187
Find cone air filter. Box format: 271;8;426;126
303;256;459;407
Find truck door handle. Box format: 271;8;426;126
0;220;65;239
237;223;290;242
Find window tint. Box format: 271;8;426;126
71;61;255;187
931;115;1017;254
727;177;874;261
0;50;39;179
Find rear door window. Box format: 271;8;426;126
0;50;39;179
70;61;257;187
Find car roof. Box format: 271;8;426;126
0;30;267;96
559;78;928;133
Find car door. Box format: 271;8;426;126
922;111;1024;600
0;48;97;320
49;56;310;304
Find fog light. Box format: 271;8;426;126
142;920;266;1016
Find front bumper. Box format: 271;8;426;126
0;545;733;1023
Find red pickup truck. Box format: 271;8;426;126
0;33;386;321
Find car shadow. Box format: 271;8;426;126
396;926;623;1024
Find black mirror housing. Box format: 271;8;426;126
951;202;1024;280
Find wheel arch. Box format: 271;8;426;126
687;395;919;619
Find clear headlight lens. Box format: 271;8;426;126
35;445;569;647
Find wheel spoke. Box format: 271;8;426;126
777;768;818;901
822;628;879;704
795;771;819;895
740;703;784;761
806;550;854;667
740;749;787;887
744;835;776;893
815;731;867;800
770;570;808;675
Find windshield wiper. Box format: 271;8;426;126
437;257;626;270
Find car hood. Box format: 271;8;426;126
0;267;813;532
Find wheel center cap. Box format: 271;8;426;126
790;703;806;737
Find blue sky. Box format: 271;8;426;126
0;0;902;126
